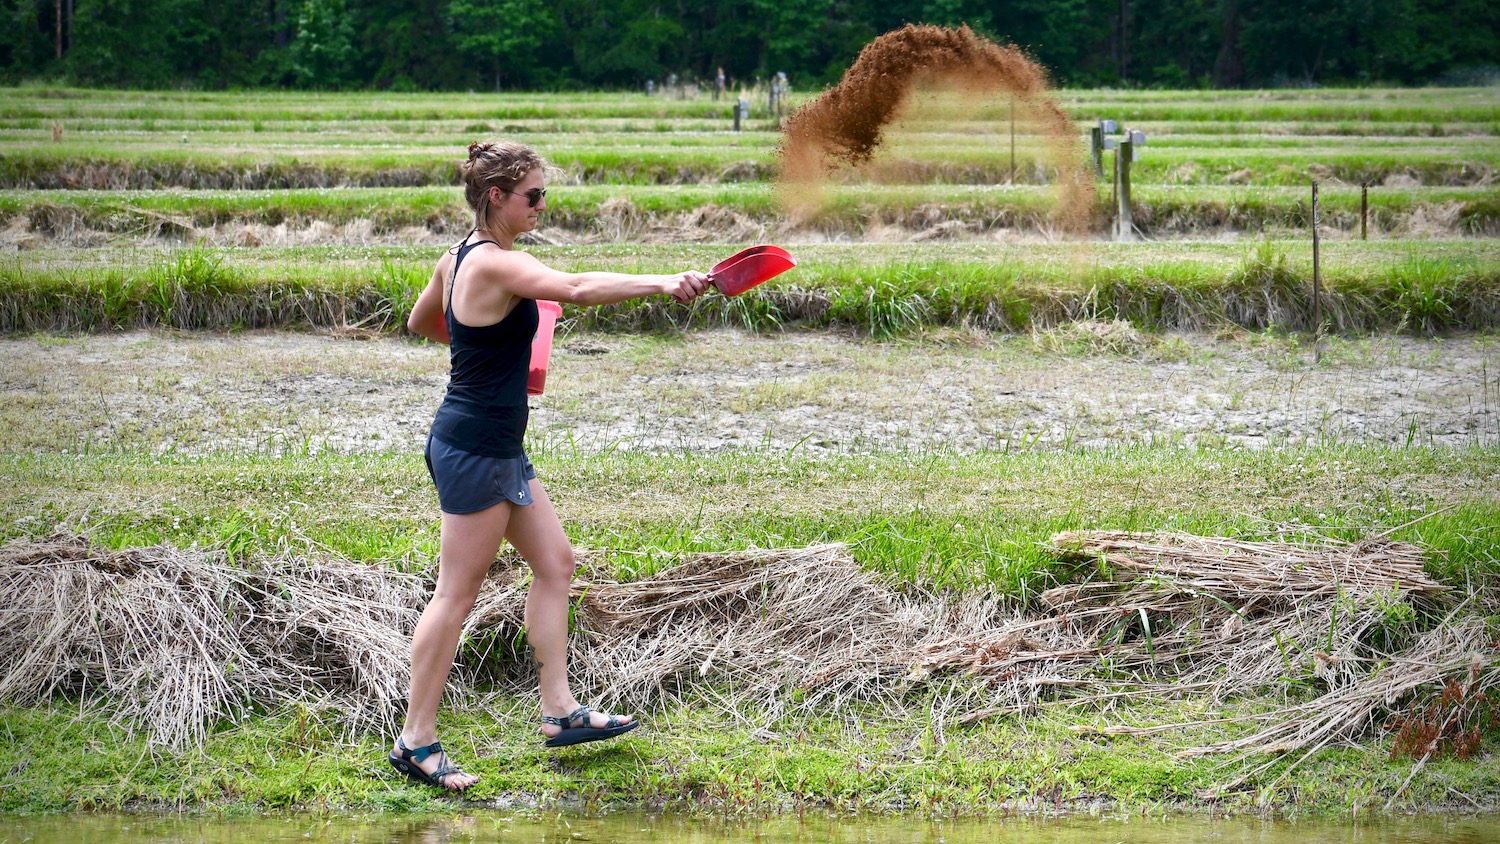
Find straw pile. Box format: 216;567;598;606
464;544;1006;720
0;534;425;747
924;531;1480;763
923;530;1448;700
2;530;1490;765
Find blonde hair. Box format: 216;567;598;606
460;140;548;230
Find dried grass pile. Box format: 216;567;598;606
465;544;997;719
926;531;1448;687
0;534;425;747
2;530;1492;771
924;531;1492;769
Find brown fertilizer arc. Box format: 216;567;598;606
777;24;1093;234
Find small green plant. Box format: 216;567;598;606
143;260;182;327
1233;241;1299;312
1391;254;1459;333
82;267;140;330
142;248;230;327
213;511;264;566
829;280;931;339
370;257;423;330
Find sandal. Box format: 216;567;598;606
541;705;639;748
387;736;474;790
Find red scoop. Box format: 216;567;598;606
708;245;796;296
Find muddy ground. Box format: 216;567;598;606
3;326;1496;456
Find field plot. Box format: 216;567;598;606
2;85;1499;815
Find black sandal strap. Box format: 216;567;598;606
430;762;466;785
397;736;445;765
391;736;472;789
541;705;592;728
542;705;629;730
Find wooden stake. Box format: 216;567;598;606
1009;95;1016;184
1114;137;1136;241
1109;143;1118;237
1361;182;1368;240
1312;179;1322;363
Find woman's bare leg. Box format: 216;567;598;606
397;500;511;788
505;478;633;737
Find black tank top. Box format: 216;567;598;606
429;236;539;458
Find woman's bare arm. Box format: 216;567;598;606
407;262;451;344
490;250;707;306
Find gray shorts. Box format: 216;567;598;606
424;434;537;514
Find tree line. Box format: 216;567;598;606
3;0;1496;91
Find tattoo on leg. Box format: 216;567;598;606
527;644;544;671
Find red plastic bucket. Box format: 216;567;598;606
528;300;562;396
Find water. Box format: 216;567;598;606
9;812;1500;844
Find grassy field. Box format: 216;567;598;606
4;85;1493;126
4;184;1497;237
1;87;1495;194
3;133;1494;186
2;434;1498;814
0;85;1493;303
8;686;1498;816
2;84;1499;816
2;324;1498;816
6;445;1498;593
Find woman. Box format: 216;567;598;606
389;141;710;791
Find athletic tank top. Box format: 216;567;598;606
429;235;539;458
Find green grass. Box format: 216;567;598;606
3;241;1497;335
2;135;1492;189
2;183;1492;239
5;84;1493;126
3;445;1496;594
8;689;1497;816
1;440;1497;816
0;86;1494;190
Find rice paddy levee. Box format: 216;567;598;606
4;242;1500;336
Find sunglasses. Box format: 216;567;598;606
500;187;547;208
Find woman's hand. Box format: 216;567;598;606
665;270;711;303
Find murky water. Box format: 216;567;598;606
10;812;1500;844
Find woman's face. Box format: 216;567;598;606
489;167;547;232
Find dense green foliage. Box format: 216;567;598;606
2;0;1497;91
4;241;1497;335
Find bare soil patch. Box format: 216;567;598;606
2;328;1496;455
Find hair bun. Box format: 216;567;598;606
467;141;488;161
